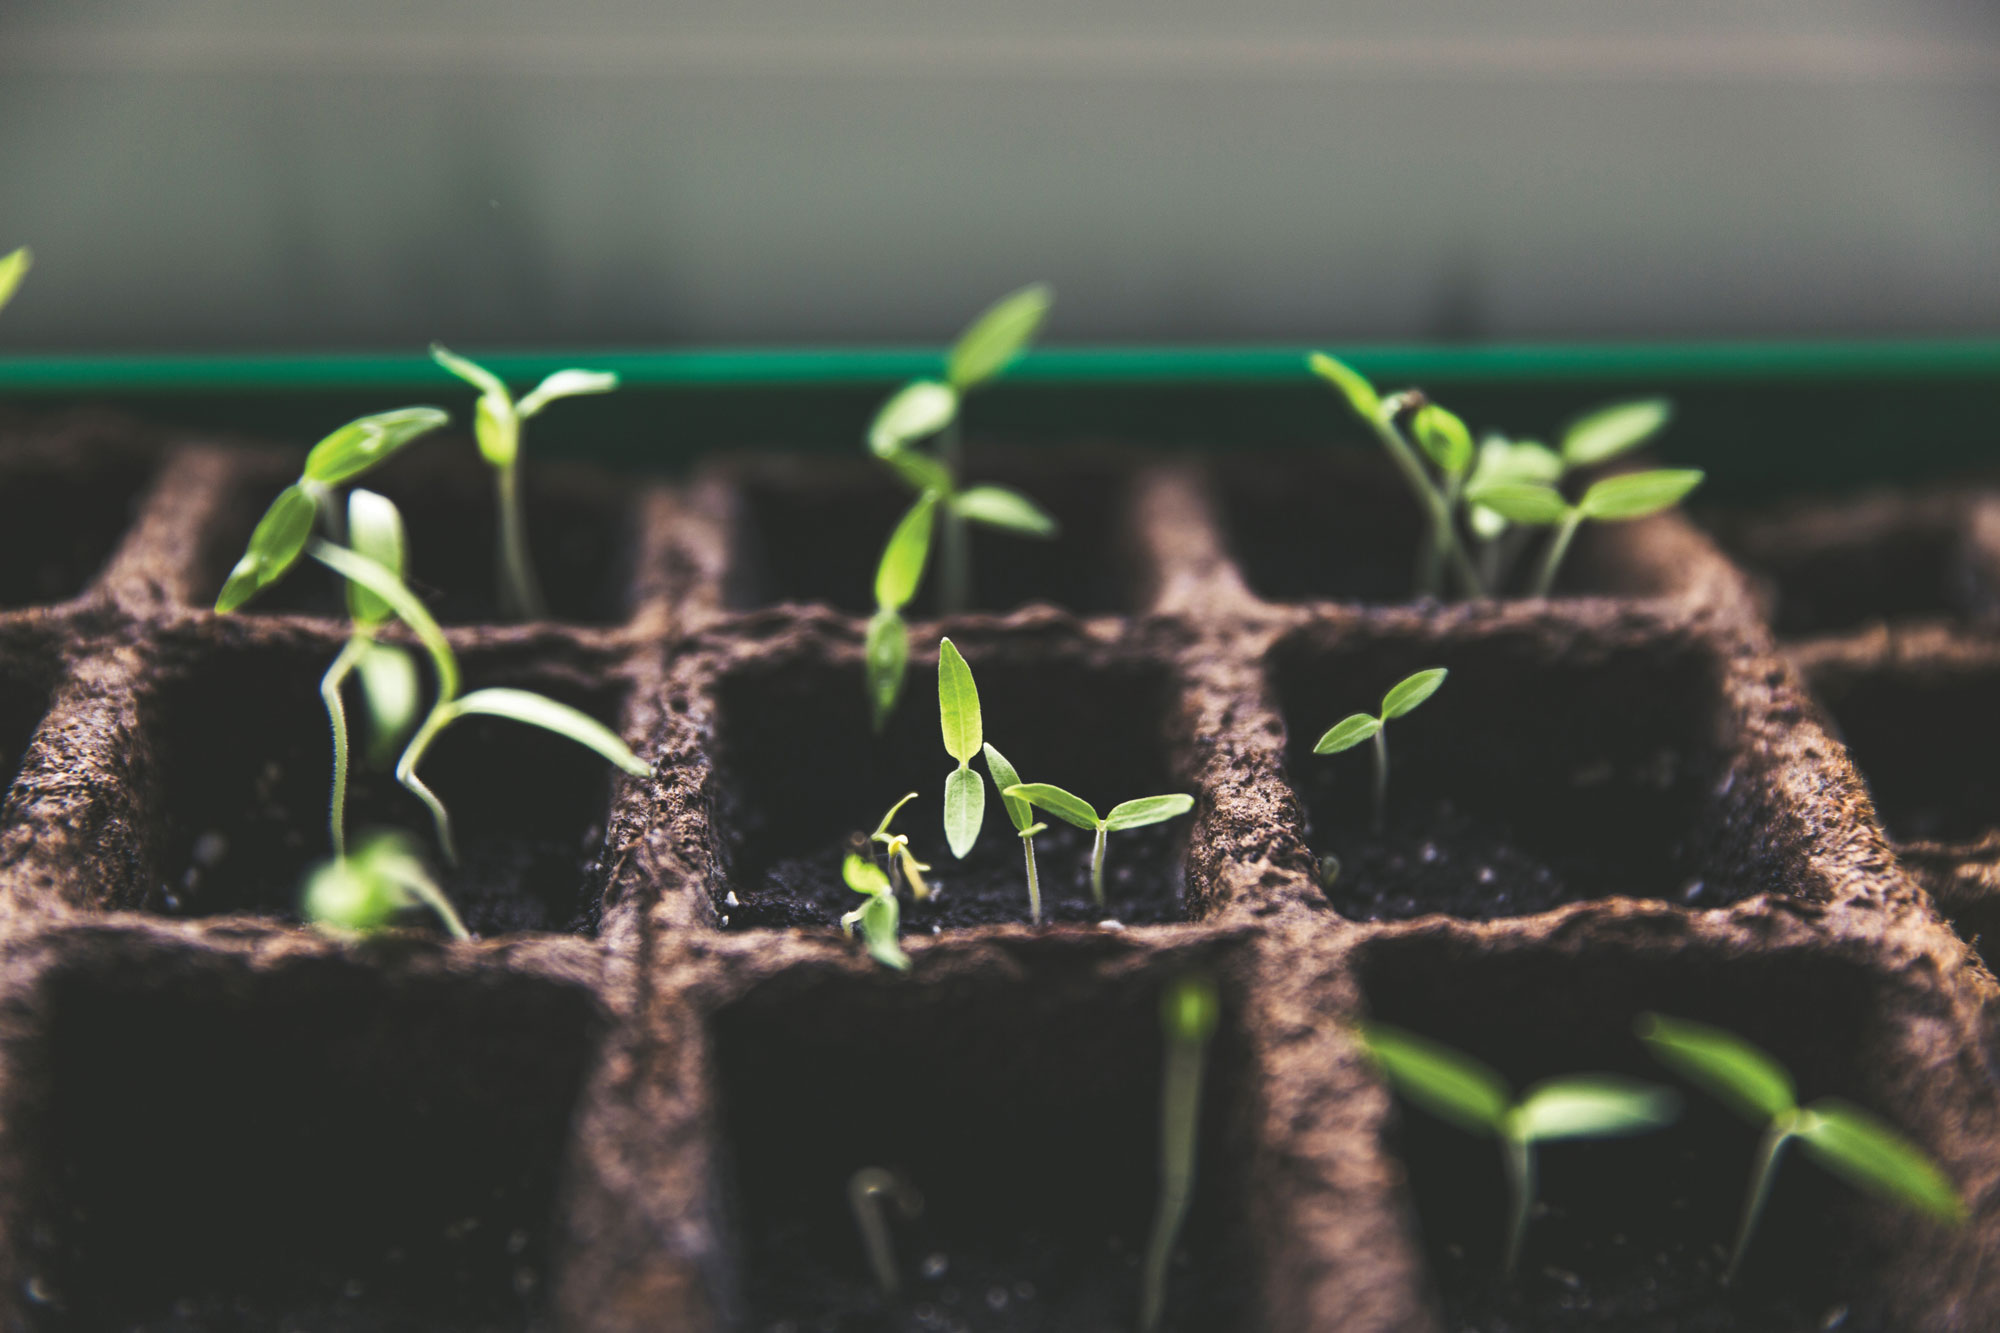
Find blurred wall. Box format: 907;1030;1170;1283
2;1;1998;349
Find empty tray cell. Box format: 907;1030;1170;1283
1270;617;1744;921
141;634;632;934
1215;450;1689;607
707;633;1193;930
0;429;156;608
9;940;599;1330
1714;487;1996;638
198;448;637;626
711;946;1252;1329
718;454;1139;615
1355;931;1964;1330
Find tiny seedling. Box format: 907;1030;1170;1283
302;829;469;941
1002;783;1195;910
0;246;29;315
863;286;1058;722
981;743;1048;924
1140;973;1221;1333
870;792;932;901
1468;467;1705;598
1314;668;1447;834
1357;1021;1681;1273
848;1166;923;1297
431;344;619;620
842;853;911;971
936;638;987;859
1637;1013;1963;1283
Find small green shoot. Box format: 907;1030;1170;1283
841;853;911;971
0;246;29;315
1469;468;1705;598
866;491;938;730
302;829;469;941
982;742;1048;924
431;344;619;620
1357;1021;1680;1273
870;792;933;901
1314;668;1447;834
1637;1013;1963;1283
1002;783;1195;910
1140;973;1221;1333
937;638;987;859
848;1166;923;1296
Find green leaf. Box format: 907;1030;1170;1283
302;852;403;934
1355;1022;1510;1136
355;641;421;762
881;446;954;495
875;493;939;611
1512;1076;1681;1143
1578;469;1705;522
937;637;983;764
429;342;509;397
1563;399;1672;469
344;489;406;627
944;765;986;859
873;791;920;841
860;891;911;971
1003;783;1100;831
1471;436;1563;490
1381;668;1448;719
1307;351;1381;420
1635;1013;1796;1124
1162;974;1220;1044
1103;793;1195;831
472;392;519;468
517;368;618;418
1465;482;1571;527
947;283;1052;389
982;743;1033;832
1796;1100;1964;1223
1413;404;1473;476
1313;713;1381;755
447;687;650;776
0;246;29;314
308;540;460;702
216;483;319;612
869;381;958;457
843;852;892;897
953;486;1058;537
865;607;910;731
304;406;452;485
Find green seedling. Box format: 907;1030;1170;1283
0;246;29;315
431;345;619;621
937;638;987;859
1314;668;1447;834
1637;1013;1963;1283
1357;1021;1681;1274
1468;467;1705;598
842;853;911;971
981;743;1049;924
864;286;1058;722
1140;973;1221;1333
307;540;649;866
848;1166;923;1296
215;407;451;613
870;792;933;901
302;828;469;940
1002;783;1195;910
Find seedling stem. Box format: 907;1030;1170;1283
1314;668;1448;834
1003;783;1195;911
982;742;1045;922
848;1166;922;1297
1140;974;1220;1332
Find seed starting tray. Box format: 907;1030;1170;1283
0;406;1994;1333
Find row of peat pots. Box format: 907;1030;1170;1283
0;405;1994;1331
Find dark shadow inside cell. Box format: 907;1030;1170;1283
1808;664;2000;845
0;451;155;607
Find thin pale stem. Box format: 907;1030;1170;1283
1367;414;1483;600
396;705;460;866
496;461;547;621
939;419;972;614
404;874;472;941
1501;1131;1535;1276
320;636;369;859
1140;1022;1212;1332
1022;833;1042;925
848;1169;904;1297
1533;510;1585;599
1726;1117;1796;1285
1371;727;1389;835
1091;823;1108;908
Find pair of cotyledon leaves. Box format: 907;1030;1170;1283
1313;668;1448;756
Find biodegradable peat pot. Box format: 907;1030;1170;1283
0;413;1992;1333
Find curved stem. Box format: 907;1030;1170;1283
1090;823;1108;908
1501;1131;1535;1275
1371;727;1390;835
1367;414;1483;600
496;460;547;620
1022;832;1042;925
320;636;369;859
396;704;461;866
848;1167;918;1297
1726;1118;1795;1286
1533;511;1586;599
1140;1017;1212;1332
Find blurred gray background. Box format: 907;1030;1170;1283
2;1;1997;350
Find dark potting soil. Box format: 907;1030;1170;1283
726;819;1188;933
1809;668;2000;846
0;453;155;607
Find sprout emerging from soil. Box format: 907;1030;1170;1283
307;540;649;868
937;638;988;859
867;491;938;730
841;853;911;972
848;1166;923;1296
870;791;932;901
302;829;469;941
1140;973;1221;1333
1468;467;1705;598
0;246;29;315
1314;668;1447;834
1002;783;1195;910
431;345;619;621
1637;1013;1964;1284
981;743;1049;924
1357;1021;1681;1274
